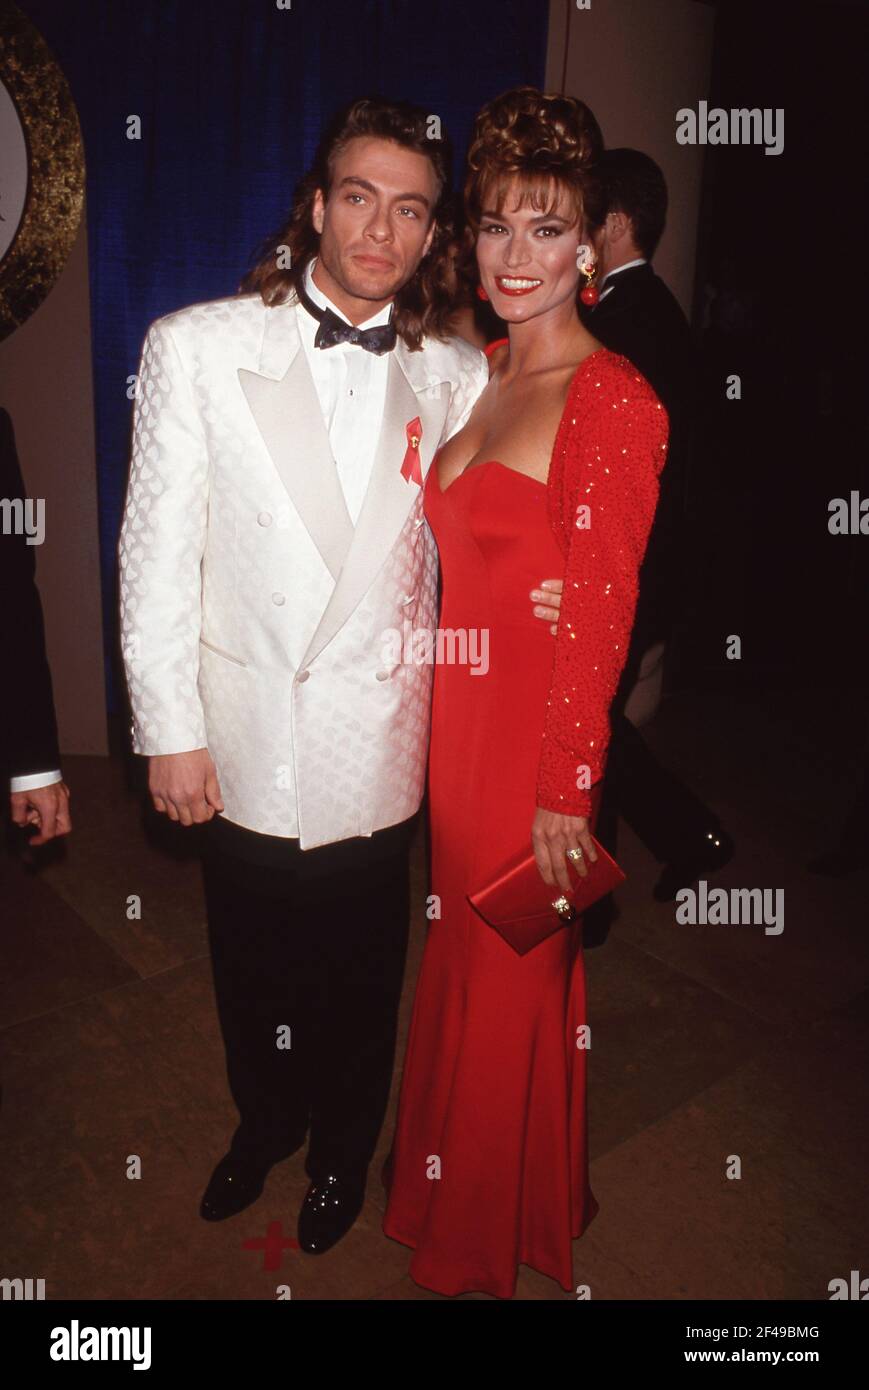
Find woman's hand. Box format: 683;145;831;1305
530;577;564;634
532;807;598;893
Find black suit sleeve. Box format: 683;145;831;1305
0;407;62;783
587;294;689;418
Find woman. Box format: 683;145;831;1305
382;88;669;1298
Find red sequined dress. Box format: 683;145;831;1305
382;347;668;1298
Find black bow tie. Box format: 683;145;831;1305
296;278;397;355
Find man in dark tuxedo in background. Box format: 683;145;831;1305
579;150;732;928
0;407;71;845
588;153;691;420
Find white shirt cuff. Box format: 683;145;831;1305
10;769;63;793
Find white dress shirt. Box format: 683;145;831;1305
10;768;62;793
598;257;648;304
296;258;392;525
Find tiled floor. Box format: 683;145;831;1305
1;685;866;1300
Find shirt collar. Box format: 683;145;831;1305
599;257;647;293
303;258;393;330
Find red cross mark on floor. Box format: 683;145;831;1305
242;1221;300;1271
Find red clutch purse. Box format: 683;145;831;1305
467;837;625;955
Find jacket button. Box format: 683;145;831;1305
375;670;389;681
413;517;425;529
257;511;273;527
296;669;310;684
401;593;416;605
272;592;286;606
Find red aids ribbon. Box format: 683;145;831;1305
401;417;424;486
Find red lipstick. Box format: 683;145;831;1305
494;275;543;297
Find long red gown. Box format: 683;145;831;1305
382;349;668;1298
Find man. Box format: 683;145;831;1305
579;149;733;924
589;149;692;424
0;407;71;846
119;97;559;1254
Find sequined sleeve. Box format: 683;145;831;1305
536;357;669;819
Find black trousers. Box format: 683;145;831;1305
595;708;715;864
201;813;415;1184
583;643;720;944
592;618;719;865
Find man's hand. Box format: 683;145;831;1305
530;577;564;634
532;806;598;894
149;748;224;826
10;781;72;846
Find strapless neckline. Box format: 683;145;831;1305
432;346;613;498
433;458;547;497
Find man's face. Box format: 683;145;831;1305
312;136;439;311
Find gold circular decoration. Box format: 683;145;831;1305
0;2;85;341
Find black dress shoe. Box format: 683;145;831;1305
200;1151;274;1222
653;827;735;903
297;1174;365;1254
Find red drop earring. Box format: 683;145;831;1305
476;284;489;302
576;243;599;306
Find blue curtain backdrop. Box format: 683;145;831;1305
19;0;549;716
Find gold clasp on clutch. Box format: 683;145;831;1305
552;895;576;923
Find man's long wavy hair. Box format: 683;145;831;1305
240;97;456;351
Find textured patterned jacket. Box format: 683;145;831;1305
119;292;487;848
537;348;669;820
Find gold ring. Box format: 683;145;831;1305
566;847;584;862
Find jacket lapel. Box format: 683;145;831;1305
596;262;653;314
299;340;451;667
237;300;353;580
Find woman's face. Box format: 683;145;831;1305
475;179;584;324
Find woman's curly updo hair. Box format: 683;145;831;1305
464;86;605;242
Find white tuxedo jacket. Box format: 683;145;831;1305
119;292;487;848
